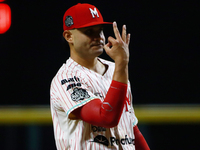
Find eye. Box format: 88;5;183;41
100;27;104;32
83;26;104;36
85;29;94;35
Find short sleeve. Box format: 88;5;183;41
50;73;98;118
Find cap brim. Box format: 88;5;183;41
76;22;113;29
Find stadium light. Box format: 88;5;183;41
0;0;11;34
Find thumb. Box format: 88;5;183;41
104;36;116;51
107;36;116;45
104;42;112;53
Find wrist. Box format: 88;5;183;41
114;57;129;66
111;80;128;87
113;66;128;84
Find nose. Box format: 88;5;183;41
93;32;104;41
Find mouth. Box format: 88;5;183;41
91;42;104;47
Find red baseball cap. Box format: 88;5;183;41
63;3;112;30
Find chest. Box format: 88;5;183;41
83;71;112;100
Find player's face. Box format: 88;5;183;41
71;25;105;58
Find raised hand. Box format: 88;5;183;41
104;21;131;84
104;21;130;64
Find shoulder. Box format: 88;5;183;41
51;58;82;86
54;58;86;78
51;58;100;90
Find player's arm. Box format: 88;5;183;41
104;21;130;84
134;125;150;150
70;22;130;128
72;80;127;128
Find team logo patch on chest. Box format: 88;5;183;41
71;88;90;102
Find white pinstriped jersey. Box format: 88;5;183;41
50;57;138;150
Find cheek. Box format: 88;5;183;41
74;35;90;49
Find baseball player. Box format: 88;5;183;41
50;3;150;150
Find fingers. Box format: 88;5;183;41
122;25;126;42
104;43;110;53
113;21;130;44
113;22;121;41
104;36;115;52
122;24;131;44
126;33;131;45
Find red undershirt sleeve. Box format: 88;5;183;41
72;80;127;128
134;125;150;150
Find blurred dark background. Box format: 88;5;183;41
0;0;199;149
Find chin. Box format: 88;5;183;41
92;46;103;51
93;49;104;57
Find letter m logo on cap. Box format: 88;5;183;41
89;8;99;18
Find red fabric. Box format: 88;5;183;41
72;80;127;128
134;126;150;150
63;3;112;30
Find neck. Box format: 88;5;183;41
73;55;98;69
70;55;106;75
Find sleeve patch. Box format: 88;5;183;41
71;88;90;102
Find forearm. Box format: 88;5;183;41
100;80;127;126
134;126;150;150
72;80;127;128
113;61;129;84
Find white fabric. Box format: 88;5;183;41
50;57;138;150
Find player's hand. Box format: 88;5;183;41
104;21;130;64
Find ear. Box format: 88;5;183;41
63;30;73;43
